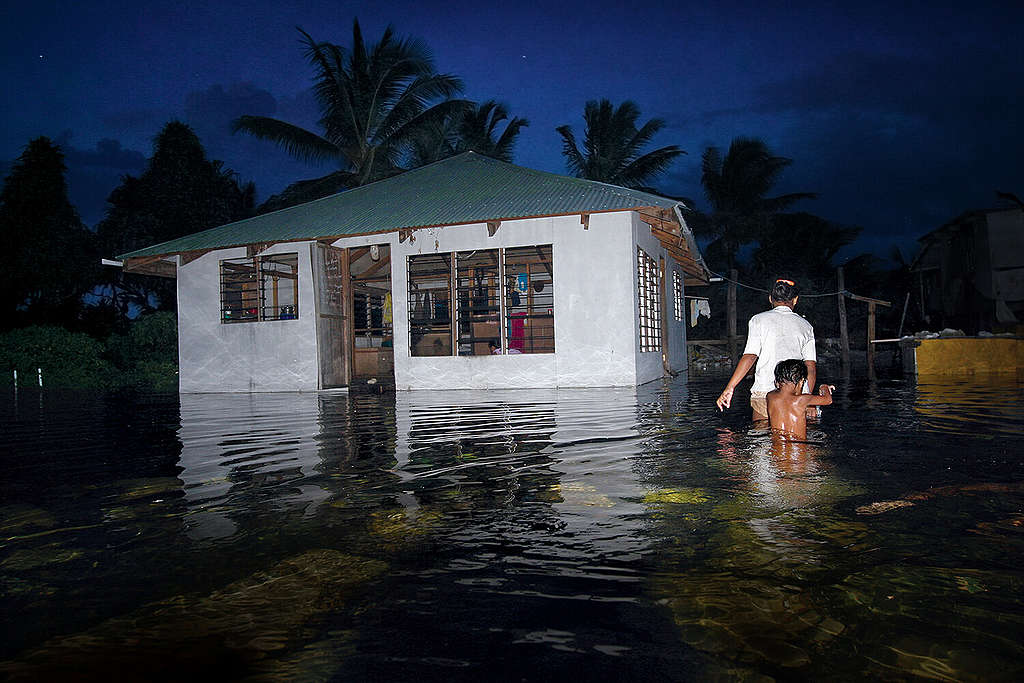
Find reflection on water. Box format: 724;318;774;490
1;373;1023;681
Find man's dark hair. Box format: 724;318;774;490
774;359;807;387
770;278;800;303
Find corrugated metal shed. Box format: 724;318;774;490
118;152;683;259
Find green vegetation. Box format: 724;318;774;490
409;99;529;167
0;313;178;390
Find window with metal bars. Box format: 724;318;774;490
407;245;556;357
503;245;554;354
456;249;500;356
220;253;298;323
637;248;661;352
408;253;453;356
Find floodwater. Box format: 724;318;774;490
1;371;1023;681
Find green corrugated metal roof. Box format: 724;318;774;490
118;152;682;259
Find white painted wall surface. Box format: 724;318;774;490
175;210;691;393
379;212;641;390
631;214;688;385
177;244;320;392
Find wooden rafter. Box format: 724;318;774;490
247;242;274;257
179;250;210;266
348;246;371;263
357;254;392;279
123;256;176;279
487;220;501;236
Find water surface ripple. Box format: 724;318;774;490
2;372;1023;681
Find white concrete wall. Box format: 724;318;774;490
177;244;320;392
175;210;691;392
365;212;641;390
630;214;688;385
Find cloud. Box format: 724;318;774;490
181;82;325;198
46;133;148;228
61;137;146;171
101;109;166;140
665;47;1024;258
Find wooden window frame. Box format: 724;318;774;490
220;253;299;324
502;245;554;355
673;269;683;322
456;249;501;356
408;253;454;356
407;244;556;357
637;248;661;352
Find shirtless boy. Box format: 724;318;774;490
766;359;834;440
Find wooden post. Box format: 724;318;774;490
867;302;877;381
727;268;738;363
837;266;850;368
897;292;910;338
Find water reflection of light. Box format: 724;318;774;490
914;374;1024;436
392;387;654;557
177;393;331;540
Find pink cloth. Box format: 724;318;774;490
509;313;526;351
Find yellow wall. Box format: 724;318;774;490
915;338;1024;375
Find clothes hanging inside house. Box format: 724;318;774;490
690;298;711;327
509;312;527;351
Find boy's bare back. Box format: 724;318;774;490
766;383;833;439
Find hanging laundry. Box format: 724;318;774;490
382;292;393;324
509;312;527;351
690;298;711;327
697;298;711;320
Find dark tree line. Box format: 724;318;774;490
0;121;254;335
0;138;98;328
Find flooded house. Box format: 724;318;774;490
115;152;709;392
912;206;1024;334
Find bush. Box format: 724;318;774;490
0;313;178;390
0;326;115;389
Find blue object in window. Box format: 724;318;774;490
515;273;529;294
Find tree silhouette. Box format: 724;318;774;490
410;100;530;167
556;99;683;191
696;137;817;273
234;21;467;212
455;100;529;162
98;121;254;315
0;137;98;328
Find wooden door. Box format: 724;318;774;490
311;243;350;388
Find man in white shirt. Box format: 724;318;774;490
716;278;817;421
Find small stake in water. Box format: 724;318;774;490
12;369;16;390
38;367;42;388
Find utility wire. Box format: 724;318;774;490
706;269;851;298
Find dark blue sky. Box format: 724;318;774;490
3;0;1022;260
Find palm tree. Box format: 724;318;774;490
556;99;683;191
456;100;529;162
409;99;529;167
697;137;817;272
233;21;467;210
